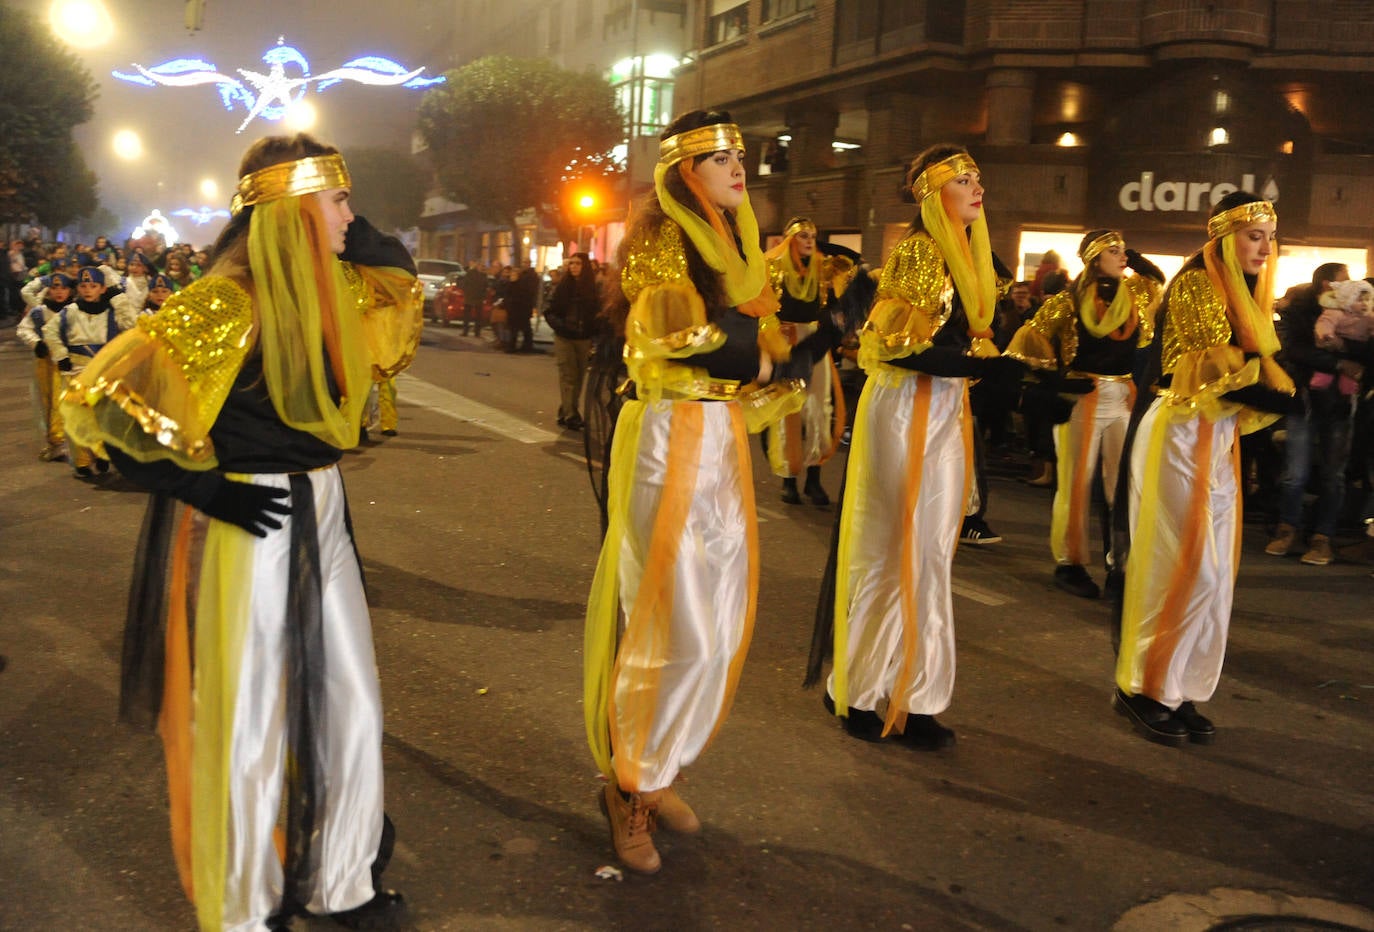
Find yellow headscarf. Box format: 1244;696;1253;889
240;154;373;448
653;122;777;319
764;219;820;302
912;152;999;357
1200;200;1292;392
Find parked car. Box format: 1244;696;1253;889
416;259;462;314
434;271;468;326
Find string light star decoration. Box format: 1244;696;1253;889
113;38;446;133
172;206;231;225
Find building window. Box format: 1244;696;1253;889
763;0;815;21
834;0;880;62
546;1;563;53
708;0;748;45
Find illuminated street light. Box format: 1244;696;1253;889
200;178;219;201
283;99;318;132
112;129;144;161
578;193;596;210
49;0;113;45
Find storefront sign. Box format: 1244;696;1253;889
1118;172;1280;213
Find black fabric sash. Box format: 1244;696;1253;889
119;493;177;729
283;472;327;911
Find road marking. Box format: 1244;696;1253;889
952;580;1008;606
556;450;588;466
395;372;558;444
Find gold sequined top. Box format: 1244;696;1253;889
1159;268;1232;377
855;233;953;372
1008;274;1159;370
1154;266;1286;434
620;220;692;306
618;217;805;430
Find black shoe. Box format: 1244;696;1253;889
94;457;110;474
328;890;405;930
74;466;94;479
1114;688;1187;747
1054;564;1101;599
1172;701;1215;745
557;415;568;427
822;692;885;742
898;713;956;750
1102;568;1125;604
960;516;1002;545
803;467;830;506
381;429;398;437
781;479;802;505
564;415;585;431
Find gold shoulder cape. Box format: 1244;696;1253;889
859;232;950;372
61;265;423;469
1157;268;1276;435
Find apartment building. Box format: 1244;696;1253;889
674;0;1374;287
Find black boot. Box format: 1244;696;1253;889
803;466;830;506
781;477;802;505
898;713;956;750
1114;688;1188;746
1172;701;1216;744
1054;564;1101;599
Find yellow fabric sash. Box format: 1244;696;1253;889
1202;234;1291;394
764;234;820;303
189;511;254;930
919;189;998;355
249;196;374;449
1078;279;1136;339
652;161;774;316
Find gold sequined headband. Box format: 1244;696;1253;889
784;219;817;238
1081;231;1125;266
230;154;352;215
659;123;745;167
911;152;980;204
1207;200;1276;241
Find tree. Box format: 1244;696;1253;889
0;4;100;228
342;146;429;232
417;56;624;244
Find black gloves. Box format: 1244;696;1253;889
888;346;985;378
341;215;416;274
187;475;292;537
1223;383;1301;416
34;342;49;358
105;447;292;537
1125;248;1165;283
58;357;72;371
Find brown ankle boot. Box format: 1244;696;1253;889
599;784;661;873
653;785;701;834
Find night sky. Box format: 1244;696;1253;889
14;0;456;241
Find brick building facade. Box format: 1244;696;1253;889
675;0;1374;284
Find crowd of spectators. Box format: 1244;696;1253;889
5;229;211;322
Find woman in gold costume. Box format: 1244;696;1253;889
764;216;857;506
823;143;1014;751
60;134;423;930
1007;230;1164;600
1114;191;1294;747
583;110;803;874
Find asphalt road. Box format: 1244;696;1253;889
2;324;1371;931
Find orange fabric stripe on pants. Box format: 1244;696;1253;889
160;508;197;902
608;403;705;791
1142;420;1214;699
883;376;932;737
